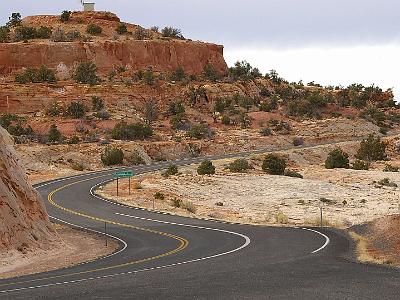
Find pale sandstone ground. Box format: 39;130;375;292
96;139;400;228
0;224;118;279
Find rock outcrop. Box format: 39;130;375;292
0;40;227;76
0;126;58;252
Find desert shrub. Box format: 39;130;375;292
161;27;184;39
293;137;304;146
134;27;150;40
73;62;99;85
214;98;230;113
14;26;36;41
150;26;159;32
262;154;286;175
203;64;219;82
127;151;145;165
0;26;10;42
6;13;22;27
187;123;211;139
48;124;62;143
101;146;124;166
71;162;84;171
170;114;187;130
66;30;81;41
239;113;252;129
383;164;399;172
7;123;33;136
355;134;387;162
68;135;80;144
352;160;370;170
168;101;185;115
91;96;104;111
379;127;389;135
154;192;165;200
359;107;386;126
60;10;71;22
15;66;56;84
229;60;262;81
116;23;128;34
221;115;231;125
260;127;273;136
170;66;185;82
197;160;216;175
325;148;350;169
275;211;289;224
0;114;18;128
237;95;254;111
66;101;86;118
377;178;398;188
143;70;156;85
111;121;153;140
284;170;303;178
86;24;102;35
35;26;52;39
143;98;159;125
163;164;179;177
51;28;66;42
228;159;252;173
260;97;278;112
182;201;197;214
172;198;183;208
94;110;110;120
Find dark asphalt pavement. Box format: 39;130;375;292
0;152;399;299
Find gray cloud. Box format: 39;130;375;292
1;0;400;48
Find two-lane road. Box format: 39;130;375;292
1;159;399;299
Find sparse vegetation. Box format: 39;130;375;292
163;164;179;177
353;160;370;170
101;146;124;166
377;178;398;188
325;148;350;169
116;23;128;34
161;27;184;39
127;151;145;165
284;170;303;178
275;211;289;224
111;121;153;140
187;123;211;140
86;24;102;35
383;164;399;172
66;101;86;119
91;96;104;111
47;124;62;143
73;62;100;85
229;60;262;81
0;26;10;42
15;66;56;84
197;160;216;175
6;13;22;27
227;159;252;173
154;192;165;200
355;135;387;162
170;66;185;82
262;154;286;175
60;10;72;22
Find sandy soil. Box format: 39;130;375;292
96;153;400;228
0;224;118;279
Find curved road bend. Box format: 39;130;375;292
0;154;399;299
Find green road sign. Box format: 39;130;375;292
114;171;134;178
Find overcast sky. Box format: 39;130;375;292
1;0;399;98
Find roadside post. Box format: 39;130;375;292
105;221;107;246
114;171;135;197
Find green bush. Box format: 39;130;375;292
0;113;19;128
116;23;128;34
260;127;272;136
229;60;262;81
325;148;350;169
111;121;153;140
275;211;289;224
154;192;165;200
14;26;36;41
221;115;231;125
73;62;99;85
377;178;398;188
170;66;185;82
6;13;22;27
60;10;71;22
383;164;399;172
101;146;124;166
352;160;370;170
168;101;185;115
143;70;155;85
170;113;186;130
71;162;84;171
48;124;62;143
68;135;80;144
66;101;86;119
262;154;286;175
15;66;56;84
134;28;150;40
161;27;184;39
197;160;216;175
203;64;219;82
91;96;104;111
228;159;252;173
7;124;33;136
45;102;62;116
355;134;387;162
0;26;10;42
284;170;303;178
163;164;179;177
182;201;197;214
87;24;102;35
35;26;52;39
187;123;211;140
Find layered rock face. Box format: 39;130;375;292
0;127;57;252
0;39;227;76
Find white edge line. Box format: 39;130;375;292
301;227;330;254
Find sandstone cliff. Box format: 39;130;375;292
0;126;58;252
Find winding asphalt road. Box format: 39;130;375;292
1;149;400;299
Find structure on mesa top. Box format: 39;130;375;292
82;1;95;11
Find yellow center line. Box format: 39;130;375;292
0;174;189;288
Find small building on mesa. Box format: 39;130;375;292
82;2;95;12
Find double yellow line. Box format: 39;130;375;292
0;174;189;288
